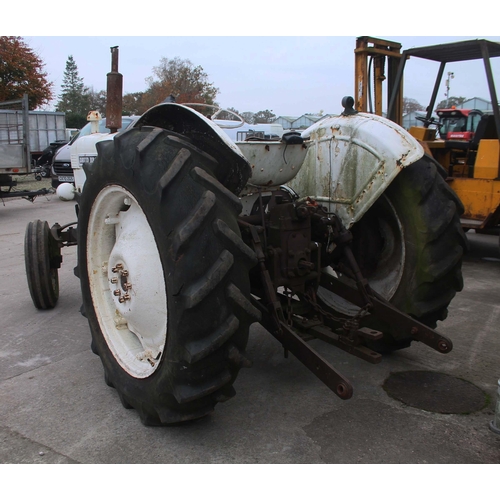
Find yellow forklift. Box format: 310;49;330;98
355;37;500;234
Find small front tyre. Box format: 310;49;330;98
25;220;61;310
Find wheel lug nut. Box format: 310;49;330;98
110;277;118;284
112;264;123;273
113;289;121;296
121;270;129;277
119;294;131;303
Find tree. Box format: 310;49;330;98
122;92;145;116
0;36;53;109
56;55;90;127
214;106;243;121
241;111;255;124
435;96;467;110
85;89;145;118
403;97;425;115
141;57;219;111
87;88;107;116
253;109;276;124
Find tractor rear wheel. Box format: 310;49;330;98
78;126;259;425
318;154;467;352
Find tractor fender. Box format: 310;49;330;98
288;112;424;228
71;104;252;195
134;103;251;194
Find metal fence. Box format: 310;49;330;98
0;95;66;172
0;95;29;171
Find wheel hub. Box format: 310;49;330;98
87;185;167;378
109;263;132;303
317;194;405;316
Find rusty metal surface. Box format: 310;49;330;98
239;193;453;402
266;201;316;293
253;297;354;400
354;37;402;115
288;112;424;228
383;371;487;414
319;271;453;354
242;201;358;400
105;47;123;133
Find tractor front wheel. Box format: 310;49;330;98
25;220;60;310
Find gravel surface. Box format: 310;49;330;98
13;174;52;193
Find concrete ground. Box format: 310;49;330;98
1;193;499;465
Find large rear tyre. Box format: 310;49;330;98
25;220;60;309
318;154;467;351
78;126;260;425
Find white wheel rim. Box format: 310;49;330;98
318;195;405;316
87;185;167;378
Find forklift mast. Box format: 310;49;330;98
354;37;404;121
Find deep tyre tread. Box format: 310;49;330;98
24;219;60;310
78;126;257;425
384;155;467;327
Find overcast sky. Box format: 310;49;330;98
12;6;500;118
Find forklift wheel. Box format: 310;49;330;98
25;220;60;309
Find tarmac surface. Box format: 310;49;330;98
1;193;500;465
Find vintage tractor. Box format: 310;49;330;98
24;49;466;426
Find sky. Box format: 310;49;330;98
9;6;500;118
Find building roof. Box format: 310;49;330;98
462;97;490;103
276;116;298;121
302;114;323;120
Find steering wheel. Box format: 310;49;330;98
182;103;245;129
416;115;441;128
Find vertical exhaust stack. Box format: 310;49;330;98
106;46;123;133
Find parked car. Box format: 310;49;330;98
51;116;138;188
34;140;69;179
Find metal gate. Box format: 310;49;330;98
0;94;30;172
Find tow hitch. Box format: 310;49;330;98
241;201;453;400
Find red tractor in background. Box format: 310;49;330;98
435;108;485;141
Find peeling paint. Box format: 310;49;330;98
288;112;424;227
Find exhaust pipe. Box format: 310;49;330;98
106;46;123;133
